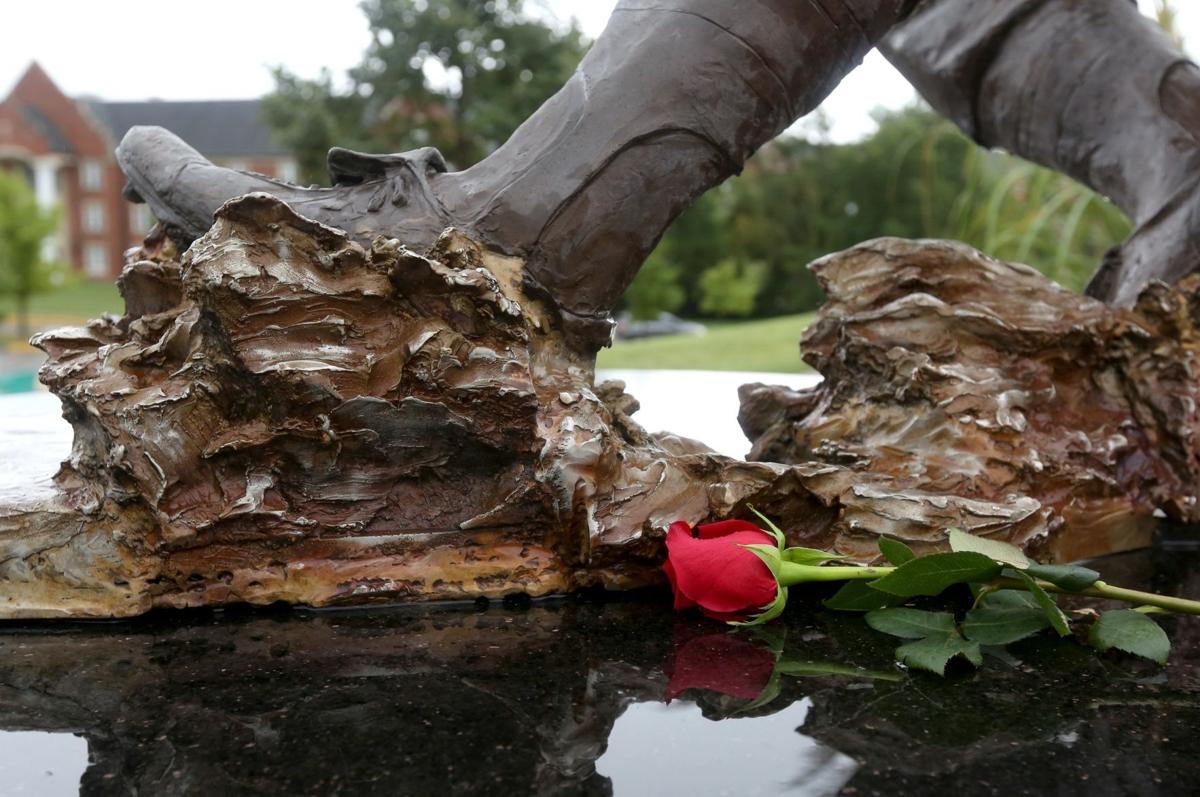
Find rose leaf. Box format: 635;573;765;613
895;631;983;676
822;581;902;612
948;528;1033;569
962;590;1051;645
1025;564;1101;592
868;552;1002;597
1089;609;1170;665
878;537;916;566
865;608;956;639
1009;569;1070;637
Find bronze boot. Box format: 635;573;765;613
882;0;1200;306
118;0;918;331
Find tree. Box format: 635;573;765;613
623;249;685;320
0;171;62;338
264;0;587;181
698;258;767;317
712;105;1128;315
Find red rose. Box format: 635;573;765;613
664;629;776;701
664;519;780;622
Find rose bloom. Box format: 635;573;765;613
664;519;779;622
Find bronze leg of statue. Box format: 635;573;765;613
118;0;918;346
881;0;1200;306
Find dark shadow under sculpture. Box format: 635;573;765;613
3;0;1200;617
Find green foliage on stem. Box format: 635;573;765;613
878;537;916;566
1089;610;1170;664
865;608;955;639
835;529;1184;668
895;632;983;676
1007;569;1071;637
948;528;1032;569
961;590;1051;645
1025;564;1101;592
869;552;1001;597
823;581;900;612
690;527;1187;673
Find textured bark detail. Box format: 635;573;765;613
15;195;848;618
9;218;1191;618
739;238;1200;560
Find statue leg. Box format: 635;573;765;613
119;0;918;341
880;0;1200;306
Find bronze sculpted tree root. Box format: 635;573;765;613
4;0;1200;617
7;198;1198;619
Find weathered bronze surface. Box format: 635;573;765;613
740;238;1200;561
117;0;917;346
10;196;825;618
9;208;1195;617
5;0;1200;617
882;0;1200;306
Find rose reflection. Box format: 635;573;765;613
664;627;777;701
663;623;903;710
597;624;872;796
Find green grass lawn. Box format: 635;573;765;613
597;313;816;373
24;281;123;319
1;281;124;325
1;282;123;350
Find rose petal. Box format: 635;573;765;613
663;558;697;610
695;519;767;539
665;525;778;615
668;520;694;538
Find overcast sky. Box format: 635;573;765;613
1;1;1196;144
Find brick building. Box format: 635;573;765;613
0;63;298;279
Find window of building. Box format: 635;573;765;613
83;200;105;233
81;160;104;192
83;244;108;278
129;204;154;234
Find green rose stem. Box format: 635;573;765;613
776;563;1200;616
994;577;1200;616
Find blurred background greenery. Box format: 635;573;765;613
3;0;1185;376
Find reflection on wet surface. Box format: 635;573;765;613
598;700;858;796
0;546;1198;795
0;732;87;796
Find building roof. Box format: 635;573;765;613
17;103;73;153
85;99;289;157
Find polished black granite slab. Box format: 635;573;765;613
1;545;1198;796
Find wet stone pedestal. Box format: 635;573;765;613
0;544;1197;796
